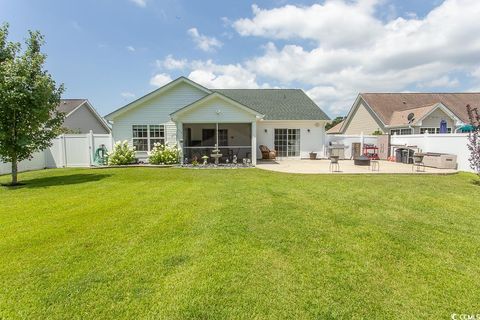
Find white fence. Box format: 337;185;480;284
0;133;113;175
390;133;471;172
325;134;378;159
1;132;475;174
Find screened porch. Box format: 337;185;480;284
183;123;253;163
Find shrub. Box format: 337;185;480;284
108;141;136;165
149;143;180;165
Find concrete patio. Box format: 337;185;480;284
256;159;458;174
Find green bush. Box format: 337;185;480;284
108;141;136;165
149;143;179;165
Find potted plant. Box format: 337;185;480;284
309;151;317;160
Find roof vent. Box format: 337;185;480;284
402;101;407;104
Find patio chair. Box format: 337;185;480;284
412;153;425;172
259;145;276;160
370;160;380;172
329;156;340;172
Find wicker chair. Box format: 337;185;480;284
259;145;276;160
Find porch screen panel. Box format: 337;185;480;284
218;129;228;146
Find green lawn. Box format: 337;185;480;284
0;168;479;319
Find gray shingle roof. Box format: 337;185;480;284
213;89;330;120
56;99;86;115
361;93;480;124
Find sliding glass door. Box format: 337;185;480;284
274;129;300;157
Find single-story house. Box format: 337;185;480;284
57;99;111;134
327;93;479;135
105;77;330;165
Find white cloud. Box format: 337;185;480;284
188;60;267;89
129;0;146;7
231;0;480;115
126;46;136;52
150;0;480;116
233;2;383;48
187;28;223;52
150;73;173;87
121;92;136;99
157;55;187;70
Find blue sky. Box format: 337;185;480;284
1;0;480;117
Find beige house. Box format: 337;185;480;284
327;93;479;135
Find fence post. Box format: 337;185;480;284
88;130;94;166
61;134;67;168
109;133;114;151
360;132;364;153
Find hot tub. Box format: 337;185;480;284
422;153;457;169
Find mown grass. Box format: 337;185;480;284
0;168;479;319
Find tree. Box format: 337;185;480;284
466;105;480;178
325;116;345;131
0;24;64;185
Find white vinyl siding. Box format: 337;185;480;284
257;121;326;159
420;108;455;129
111;82;208;148
175;96;257;123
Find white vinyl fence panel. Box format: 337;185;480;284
390;133;472;172
0;151;46;175
1;132;113;175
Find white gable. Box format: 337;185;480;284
173;95;258;123
111;81;208;144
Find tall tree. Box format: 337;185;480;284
325;116;345;131
466;104;480;178
0;24;64;185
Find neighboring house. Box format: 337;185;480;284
105;77;330;165
57;99;111;134
327;93;479;135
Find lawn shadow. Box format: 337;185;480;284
472;179;480;186
2;173;111;189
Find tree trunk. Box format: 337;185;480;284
11;155;18;185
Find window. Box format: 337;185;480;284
133;125;148;151
390;128;413;135
274;129;300;157
132;125;165;151
149;125;165;149
420;127;452;134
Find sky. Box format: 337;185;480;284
1;0;480;117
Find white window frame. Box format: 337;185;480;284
420;127;452;134
390;128;413;135
274;128;301;157
132;125;165;151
